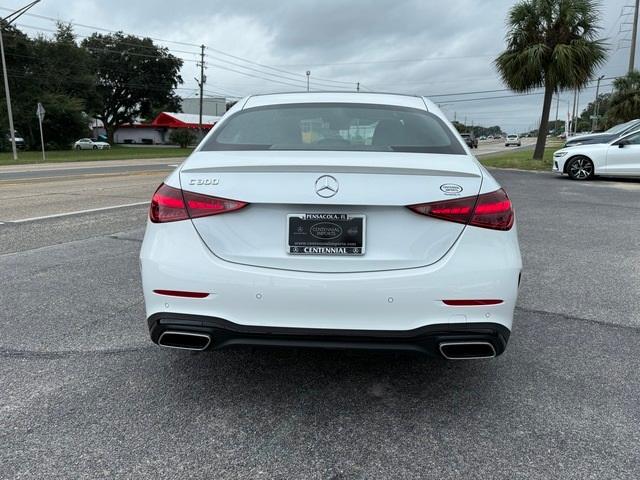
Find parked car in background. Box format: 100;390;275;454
460;132;478;149
505;134;521;147
74;138;111;150
553;129;640;180
141;92;521;360
4;131;26;150
564;119;640;147
479;135;487;141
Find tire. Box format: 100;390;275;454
566;156;594;181
75;145;81;150
93;145;98;150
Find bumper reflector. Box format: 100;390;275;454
153;289;210;298
443;299;503;306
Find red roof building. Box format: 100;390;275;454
113;112;222;145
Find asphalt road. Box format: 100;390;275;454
1;168;639;479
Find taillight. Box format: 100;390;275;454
150;183;247;223
408;188;514;231
150;184;188;223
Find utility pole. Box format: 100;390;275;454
592;74;605;131
0;0;41;161
356;82;360;92
306;71;311;92
575;90;580;135
630;0;640;73
196;44;206;134
571;89;578;136
554;94;559;135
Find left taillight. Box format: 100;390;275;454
150;183;248;223
408;188;514;231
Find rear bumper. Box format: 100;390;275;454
140;219;521;332
148;313;511;357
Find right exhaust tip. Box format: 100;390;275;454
439;341;496;360
158;331;211;351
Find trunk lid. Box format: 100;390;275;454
179;150;482;273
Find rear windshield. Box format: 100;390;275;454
605;120;637;135
201;103;465;155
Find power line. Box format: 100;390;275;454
9;11;359;89
272;53;498;68
0;7;202;48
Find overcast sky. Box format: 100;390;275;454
2;0;633;132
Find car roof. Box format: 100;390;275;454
242;91;429;110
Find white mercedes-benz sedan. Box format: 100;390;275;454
553;128;640;180
140;92;522;360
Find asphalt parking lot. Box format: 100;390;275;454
1;167;639;479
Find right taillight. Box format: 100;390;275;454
408;188;514;231
150;183;248;223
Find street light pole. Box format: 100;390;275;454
592;74;605;132
306;71;310;92
0;0;42;161
630;0;640;73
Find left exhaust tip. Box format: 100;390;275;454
158;331;211;351
439;341;496;360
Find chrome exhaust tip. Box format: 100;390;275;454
158;331;211;351
439;341;496;360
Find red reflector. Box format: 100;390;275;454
442;299;503;306
153;289;210;298
407;188;514;231
149;183;247;223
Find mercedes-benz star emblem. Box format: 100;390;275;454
315;175;339;198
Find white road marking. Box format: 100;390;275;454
167;164;179;167
10;201;149;223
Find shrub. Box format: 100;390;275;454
169;129;197;148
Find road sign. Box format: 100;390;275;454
36;102;45;121
36;102;46;162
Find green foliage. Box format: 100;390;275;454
82;32;183;141
495;0;607;158
607;71;640;124
169;129;197;148
0;23;94;150
452;121;503;136
39;94;91;149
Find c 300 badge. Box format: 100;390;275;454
440;183;463;195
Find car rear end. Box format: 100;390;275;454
505;135;520;147
140;93;522;359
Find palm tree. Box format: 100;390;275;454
495;0;607;160
607;70;640;123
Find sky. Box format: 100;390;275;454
1;0;634;132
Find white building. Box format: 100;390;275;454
181;96;226;116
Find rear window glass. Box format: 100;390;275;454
201;103;465;155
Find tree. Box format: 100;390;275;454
607;71;640;125
82;33;183;142
0;23;94;150
495;0;607;159
169;129;196;148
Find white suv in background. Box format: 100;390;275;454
505;134;521;147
